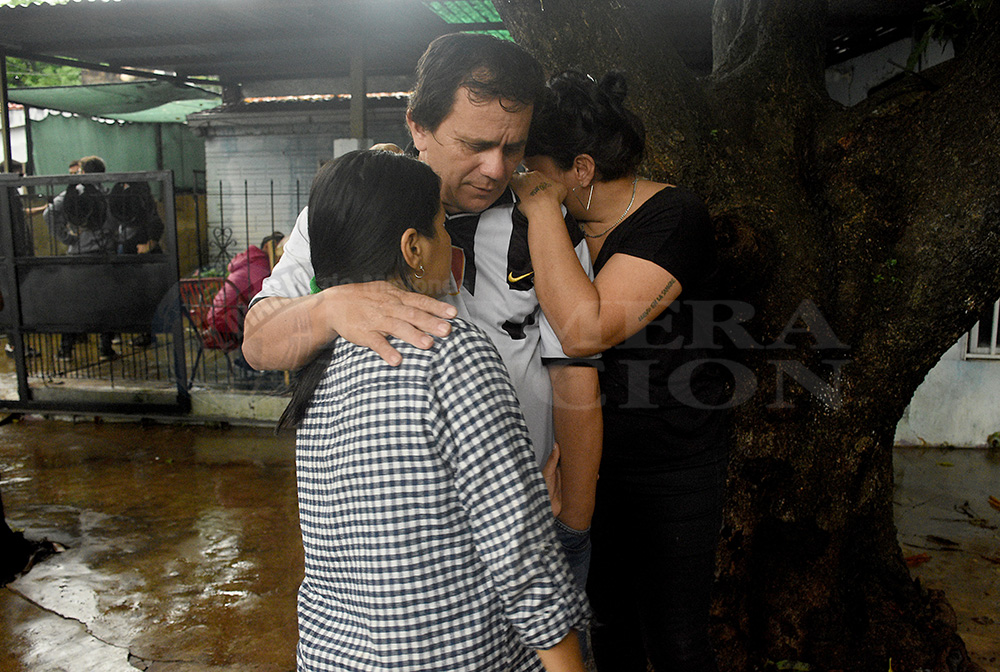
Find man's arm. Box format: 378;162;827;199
43;194;75;247
241;205;457;371
242;284;457;371
549;364;602;530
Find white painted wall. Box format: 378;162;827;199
194;105;409;260
895;338;1000;447
4;106;26;164
204;131;339;248
826;37;954;107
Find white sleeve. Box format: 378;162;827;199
539;232;598;360
251;207;313;305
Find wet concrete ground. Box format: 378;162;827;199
1;419;301;672
894;446;1000;672
0;418;997;672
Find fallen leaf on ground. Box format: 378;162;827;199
971;616;995;625
955;502;999;530
988;495;1000;512
926;534;959;547
957;501;976;518
906;553;931;567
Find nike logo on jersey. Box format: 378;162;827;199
507;270;534;283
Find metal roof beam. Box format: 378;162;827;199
3;48;220;87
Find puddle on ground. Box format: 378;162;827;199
1;418;301;671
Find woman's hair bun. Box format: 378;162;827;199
598;71;629;106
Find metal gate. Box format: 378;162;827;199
0;170;189;415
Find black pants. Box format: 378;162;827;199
1;484;31;585
588;446;728;672
59;332;115;355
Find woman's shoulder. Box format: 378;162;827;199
643;184;708;213
424;318;505;373
436;317;497;355
338;318;501;373
623;184;711;235
446;316;485;335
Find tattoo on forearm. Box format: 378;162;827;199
638;279;677;322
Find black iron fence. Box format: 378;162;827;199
0;170;290;417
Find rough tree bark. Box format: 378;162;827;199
494;1;1000;670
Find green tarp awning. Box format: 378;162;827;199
8;80;219;123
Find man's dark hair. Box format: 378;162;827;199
79;156;106;174
108;181;155;225
64;184;108;231
408;32;545;132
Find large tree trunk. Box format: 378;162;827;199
496;1;1000;670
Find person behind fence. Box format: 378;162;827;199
108;180;166;348
3;159;35;258
201;232;284;351
44;156;115;255
512;70;733;672
109;180;164;255
278;149;589;672
44;155;119;361
2;160;39;358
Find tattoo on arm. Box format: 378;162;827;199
529;182;551;197
638;279;677;322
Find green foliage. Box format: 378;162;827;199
6;57;82;88
1;1;79;87
906;0;994;70
873;258;902;285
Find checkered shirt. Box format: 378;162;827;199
296;318;590;671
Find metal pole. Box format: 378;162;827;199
1;51;14;171
349;36;367;140
23;105;35;178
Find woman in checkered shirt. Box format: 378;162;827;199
279;150;590;672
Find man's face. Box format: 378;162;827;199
409;87;532;215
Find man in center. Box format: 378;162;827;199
242;33;602;589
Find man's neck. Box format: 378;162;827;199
444;186;513;218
